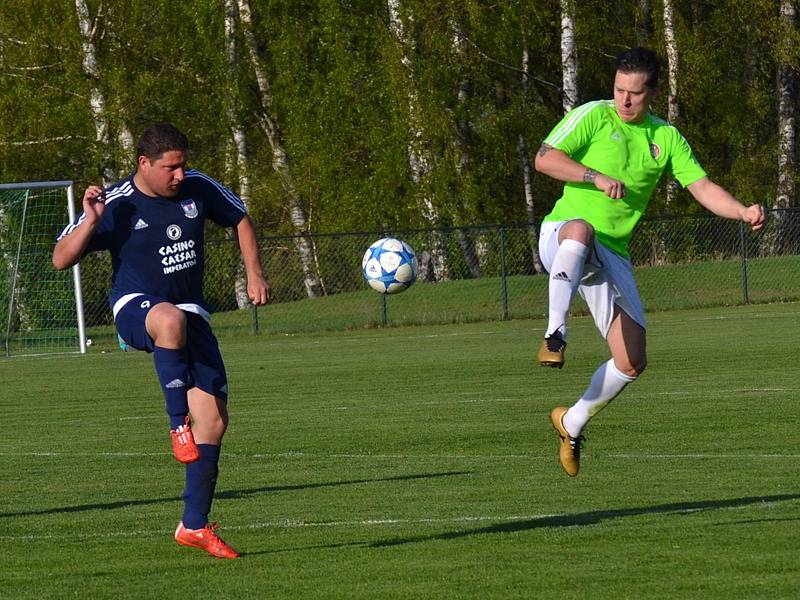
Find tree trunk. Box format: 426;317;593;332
636;0;654;45
388;0;447;281
450;19;481;278
559;0;579;113
235;0;324;298
776;0;796;212
518;33;543;274
662;0;680;209
766;0;797;255
223;0;253;309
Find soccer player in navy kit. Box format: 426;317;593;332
53;123;269;559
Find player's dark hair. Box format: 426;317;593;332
615;47;661;89
136;122;189;161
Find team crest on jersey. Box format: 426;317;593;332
180;199;199;219
167;224;182;240
649;143;662;159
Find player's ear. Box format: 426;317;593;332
137;155;150;169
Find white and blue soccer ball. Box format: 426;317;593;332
362;237;418;294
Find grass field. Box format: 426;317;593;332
2;303;799;599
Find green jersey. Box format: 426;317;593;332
542;100;706;256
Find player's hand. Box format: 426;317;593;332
594;174;626;199
248;275;271;306
742;203;766;232
82;186;106;224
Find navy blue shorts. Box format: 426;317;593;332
115;296;228;401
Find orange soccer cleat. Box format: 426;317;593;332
174;521;240;559
170;416;200;464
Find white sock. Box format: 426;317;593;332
546;239;589;338
563;359;637;437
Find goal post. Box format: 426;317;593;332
0;180;87;356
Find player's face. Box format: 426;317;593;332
614;71;658;124
137;150;187;198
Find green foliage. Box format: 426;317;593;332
0;0;795;237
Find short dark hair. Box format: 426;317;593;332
615;47;661;89
136;122;189;161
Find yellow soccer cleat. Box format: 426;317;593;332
550;406;583;477
538;332;566;368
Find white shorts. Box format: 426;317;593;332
539;220;646;338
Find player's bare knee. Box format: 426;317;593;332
559;219;595;246
147;304;186;347
206;413;228;440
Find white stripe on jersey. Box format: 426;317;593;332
185;169;246;213
105;180;134;202
544;100;607;148
57;180;135;240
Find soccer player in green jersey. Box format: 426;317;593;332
534;47;766;477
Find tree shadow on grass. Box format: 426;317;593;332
0;471;473;518
367;493;800;548
240;493;800;557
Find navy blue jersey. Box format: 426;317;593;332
58;169;245;314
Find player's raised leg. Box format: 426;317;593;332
146;303;199;464
538;220;593;368
174;389;239;559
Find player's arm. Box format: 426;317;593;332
534;144;626;199
52;185;106;270
235;215;271;305
687;177;766;231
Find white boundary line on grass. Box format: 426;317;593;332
2;500;791;542
0;514;558;541
110;387;797;421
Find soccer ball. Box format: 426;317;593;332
362;237;418;294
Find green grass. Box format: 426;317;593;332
2;304;799;598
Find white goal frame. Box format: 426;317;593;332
0;180;87;355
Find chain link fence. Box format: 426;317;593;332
79;209;800;343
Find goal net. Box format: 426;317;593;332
0;181;86;356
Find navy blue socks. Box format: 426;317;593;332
153;346;190;430
182;444;221;529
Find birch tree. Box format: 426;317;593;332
662;0;680;209
449;17;482;278
764;0;797;255
235;0;324;298
74;0;133;184
518;31;544;275
775;0;797;212
560;0;579;113
636;0;654;45
223;0;254;308
387;0;448;281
